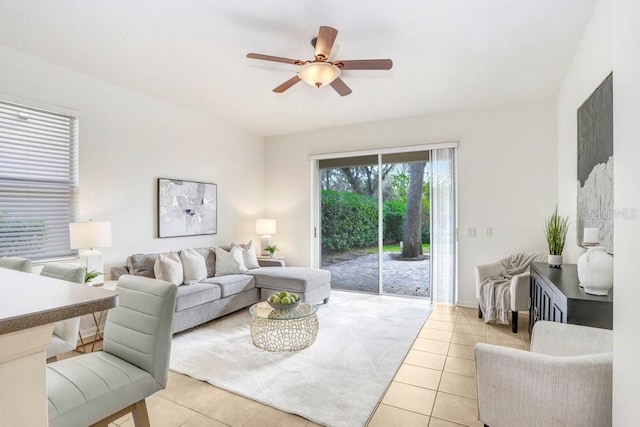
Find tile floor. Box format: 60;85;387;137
59;304;531;427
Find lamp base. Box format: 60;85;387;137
260;235;273;256
79;249;104;285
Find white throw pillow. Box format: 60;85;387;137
154;252;183;286
232;240;260;269
180;248;207;284
215;246;248;276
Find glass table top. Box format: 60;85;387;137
249;301;317;320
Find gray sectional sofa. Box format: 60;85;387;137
111;247;331;334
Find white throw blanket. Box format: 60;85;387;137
479;253;543;324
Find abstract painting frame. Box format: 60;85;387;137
158;178;217;238
577;73;613;253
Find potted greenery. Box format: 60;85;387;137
544;206;569;267
265;244;279;259
84;269;102;284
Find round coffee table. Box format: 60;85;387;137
249;301;319;352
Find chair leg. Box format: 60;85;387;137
478;304;483;319
132;399;151;427
512;311;518;334
323;297;330;304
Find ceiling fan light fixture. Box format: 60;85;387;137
298;61;341;88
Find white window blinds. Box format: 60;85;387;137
0;100;79;260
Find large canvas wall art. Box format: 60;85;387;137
577;73;613;253
158;178;217;238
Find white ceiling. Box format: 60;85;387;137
0;0;598;137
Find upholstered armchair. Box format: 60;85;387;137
475;321;613;427
475;253;544;333
40;264;86;360
47;275;178;427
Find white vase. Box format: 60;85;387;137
269;253;277;259
577;246;613;296
548;254;563;267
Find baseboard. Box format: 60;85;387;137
456;300;478;308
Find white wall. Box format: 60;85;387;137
557;0;613;264
265;101;557;306
611;0;640;422
0;46;265;275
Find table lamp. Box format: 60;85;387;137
256;218;276;256
69;220;112;285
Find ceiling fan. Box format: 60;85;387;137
247;26;393;96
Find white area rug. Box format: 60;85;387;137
169;291;432;427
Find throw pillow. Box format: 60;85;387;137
232;240;260;269
180;248;207;284
214;246;248;276
153;252;183;286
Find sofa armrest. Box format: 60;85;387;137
110;266;130;280
509;272;531;311
257;258;286;267
475;343;612;427
475;261;505;298
530;321;613;356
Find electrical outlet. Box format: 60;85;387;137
467;228;477;238
486;227;493;237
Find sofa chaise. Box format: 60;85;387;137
111;247;331;334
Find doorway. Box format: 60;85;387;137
316;149;441;298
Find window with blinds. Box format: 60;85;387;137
0;100;78;260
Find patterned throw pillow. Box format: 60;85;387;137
214;246;248;276
153;252;183;285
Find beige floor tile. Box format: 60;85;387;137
411;338;450;355
428;417;466;426
428;312;458;323
443;356;476;378
394;364;443;390
425;320;456;332
118;396;198;427
368;403;430;426
456;307;477;317
451;333;486;346
157;373;229;412
419;328;453;342
486;337;525;350
242;406;309;427
305;422;324;427
433;304;459;314
438;372;477;400
381;382;437;416
431;392;483;427
179;414;228;427
198;390;270;426
447;343;475;360
453;324;487;337
454;314;486;326
404;349;447;371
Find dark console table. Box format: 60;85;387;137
529;262;613;333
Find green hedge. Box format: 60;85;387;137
321;190;430;253
321;190;378;252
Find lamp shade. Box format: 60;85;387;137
69;221;112;249
256;218;277;235
298;62;341;88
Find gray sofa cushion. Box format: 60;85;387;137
126;253;158;278
176;282;222;312
193;248;216;278
248;267;331;292
202;274;255;297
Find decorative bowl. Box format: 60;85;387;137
267;300;300;311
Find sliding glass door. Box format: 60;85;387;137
316;148;446;299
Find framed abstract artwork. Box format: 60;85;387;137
157;178;217;238
577;73;613;253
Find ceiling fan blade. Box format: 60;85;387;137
314;26;338;60
273;76;302;93
330;78;352;96
247;53;303;65
336;59;393;70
